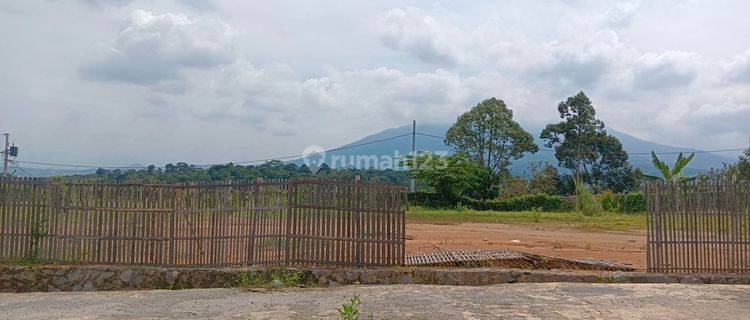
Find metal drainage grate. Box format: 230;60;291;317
405;249;635;271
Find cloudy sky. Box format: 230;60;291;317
1;0;749;167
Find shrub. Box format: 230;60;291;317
531;207;543;222
561;196;578;212
497;175;530;200
234;269;314;288
618;192;646;213
337;294;373;320
574;176;602;216
410;190;645;213
408;192;455;208
598;190;619;212
463;193;566;212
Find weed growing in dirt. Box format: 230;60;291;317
235;271;260;287
235;269;314;288
337;293;373;320
595;276;620;284
154;279;182;290
531;207;543;223
18;216;50;265
552;240;562;249
574;176;603;216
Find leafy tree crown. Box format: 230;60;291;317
445;97;538;174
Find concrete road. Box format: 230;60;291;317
1;284;748;319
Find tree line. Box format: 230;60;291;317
89;161;410;185
83;90;750;204
404;91;750;206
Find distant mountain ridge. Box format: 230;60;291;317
297;123;736;177
17;123;737;178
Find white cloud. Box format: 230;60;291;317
1;1;749;167
167;61;480;136
529;40;614;93
376;7;471;66
80;9;234;88
684;102;750;134
602;1;642;28
631;51;699;90
722;50;750;84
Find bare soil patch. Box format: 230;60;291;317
406;222;646;269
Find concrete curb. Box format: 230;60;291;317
2;265;749;292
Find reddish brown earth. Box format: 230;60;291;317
406;222;646;270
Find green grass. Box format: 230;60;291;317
408;206;646;231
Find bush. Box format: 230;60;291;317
561;196;578;212
574;176;602;216
618;192;646;213
408;192;455;208
410;191;646;213
598;190;619;212
463;193;566;212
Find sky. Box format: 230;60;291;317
1;0;749;168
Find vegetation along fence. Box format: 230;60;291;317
646;181;750;274
0;177;407;268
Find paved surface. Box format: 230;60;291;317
1;284;748;319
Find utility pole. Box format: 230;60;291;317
2;133;8;177
410;120;416;193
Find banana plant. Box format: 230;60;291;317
642;151;696;183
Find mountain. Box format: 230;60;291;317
16;124;737;178
297;123;737;177
11;164;143;178
10;167;97;178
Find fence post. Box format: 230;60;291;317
284;179;295;266
168;185;178;267
355;175;364;266
247;178;261;266
48;179;61;264
730;180;738;272
644;181;652;272
400;187;406;266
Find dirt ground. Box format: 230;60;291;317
406;222;646;269
2;284;748;319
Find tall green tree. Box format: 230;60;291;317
401;152;499;201
528;163;561;195
697;139;750;182
697;163;739;182
540;91;640;192
445;98;539;174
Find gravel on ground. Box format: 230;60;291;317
1;283;747;319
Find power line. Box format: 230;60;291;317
10;129;746;171
11;163;33;177
14;132;413;170
416;132;555;152
415;132;447;140
13;160;146;169
415;132;745;155
232;132;412;165
627;148;745;155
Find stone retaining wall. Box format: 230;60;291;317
2;265;749;293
